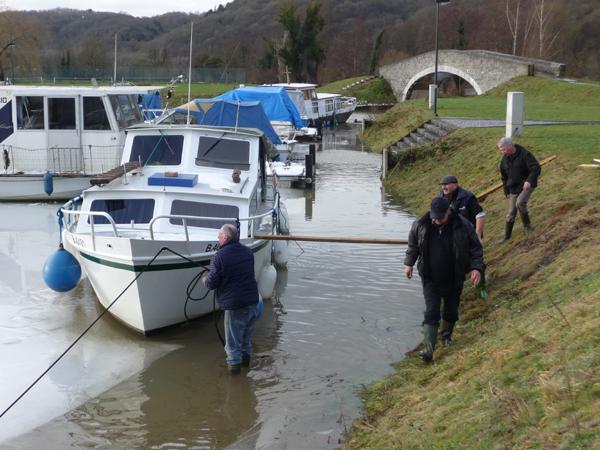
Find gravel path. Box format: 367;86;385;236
442;118;600;128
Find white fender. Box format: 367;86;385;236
273;240;289;268
278;202;290;235
274;267;289;298
258;264;277;300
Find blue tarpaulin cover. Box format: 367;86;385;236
214;86;306;129
174;99;282;145
140;91;163;120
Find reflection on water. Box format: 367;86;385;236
0;122;423;449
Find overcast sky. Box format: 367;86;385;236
3;0;232;17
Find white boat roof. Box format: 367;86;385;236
270;83;317;90
0;85;164;95
126;122;267;140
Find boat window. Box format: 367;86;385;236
89;199;155;224
109;94;143;129
129;135;183;165
196;136;250;170
16;96;44;130
83;97;111;130
48;98;76;130
170;200;239;229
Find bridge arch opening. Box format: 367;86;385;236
401;66;484;101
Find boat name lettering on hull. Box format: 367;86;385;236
72;236;86;248
205;243;220;252
0;97;8;104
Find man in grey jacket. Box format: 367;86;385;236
498;137;541;243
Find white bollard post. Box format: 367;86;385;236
382;147;389;179
506;92;525;137
428;84;437;110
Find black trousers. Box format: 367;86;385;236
422;282;464;326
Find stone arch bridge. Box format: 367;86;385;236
379;49;565;101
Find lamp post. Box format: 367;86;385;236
433;0;450;115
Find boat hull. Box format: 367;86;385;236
64;233;272;334
0;174;89;201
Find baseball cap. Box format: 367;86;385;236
430;197;450;220
440;175;458;185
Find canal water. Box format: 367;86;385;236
0;123;423;449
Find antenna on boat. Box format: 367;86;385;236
113;33;117;84
186;22;194;127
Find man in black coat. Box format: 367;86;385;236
203;223;259;374
404;197;484;363
498;136;541;243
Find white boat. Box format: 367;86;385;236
269;83;357;127
0;84;163;201
60;123;284;334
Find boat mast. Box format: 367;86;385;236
186;22;193;126
113;34;117;84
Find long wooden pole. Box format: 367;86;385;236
254;234;408;245
476;154;556;201
255;156;557;245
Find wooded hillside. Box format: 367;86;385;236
1;0;598;83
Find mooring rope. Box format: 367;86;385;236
0;245;214;420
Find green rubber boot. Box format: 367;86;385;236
440;320;455;347
419;324;439;363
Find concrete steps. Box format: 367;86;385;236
382;118;457;177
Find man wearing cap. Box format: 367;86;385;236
497;136;541;243
439;175;485;243
404;197;484;363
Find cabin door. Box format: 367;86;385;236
46;96;82;174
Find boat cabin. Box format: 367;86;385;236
72;124;272;241
0;85;161;176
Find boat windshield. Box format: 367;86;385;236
129;135;183;165
169;200;239;229
108;94;143;129
89;199;155;224
196;136;250;170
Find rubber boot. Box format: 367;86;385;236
440;320;455;347
520;212;534;233
498;221;514;244
419;324;438;363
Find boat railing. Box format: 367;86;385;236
148;205;278;242
1;143;123;176
62;191;280;249
60;209;119;251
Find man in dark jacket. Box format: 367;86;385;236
498;136;541;243
404;197;484;363
203;223;259;374
439;175;485;243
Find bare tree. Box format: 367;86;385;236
533;0;560;58
505;0;522;55
0;10;44;80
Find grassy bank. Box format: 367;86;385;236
343;125;600;449
319;76;397;104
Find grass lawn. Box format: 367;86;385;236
438;76;600;120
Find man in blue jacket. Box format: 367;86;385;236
203;223;259;374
